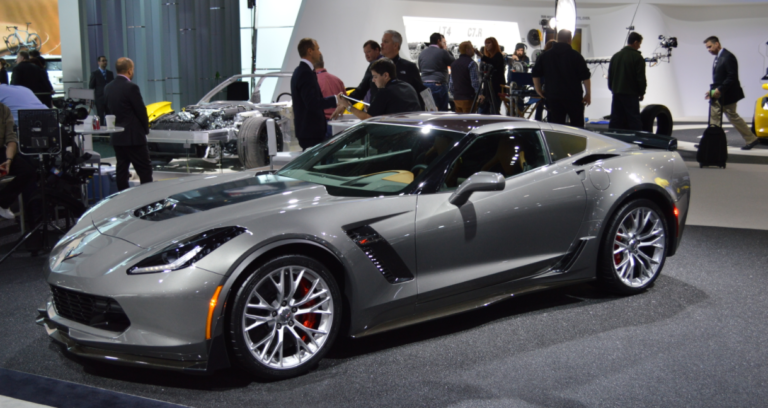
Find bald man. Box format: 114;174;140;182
104;57;152;191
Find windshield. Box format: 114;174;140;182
277;123;465;196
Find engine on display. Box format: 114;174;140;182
147;99;289;169
151;102;258;132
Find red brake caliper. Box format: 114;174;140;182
297;279;318;342
614;232;623;266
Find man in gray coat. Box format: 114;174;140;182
418;33;455;111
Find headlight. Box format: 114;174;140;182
127;227;247;274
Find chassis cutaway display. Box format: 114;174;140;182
147;73;293;168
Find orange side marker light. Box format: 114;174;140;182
206;285;224;340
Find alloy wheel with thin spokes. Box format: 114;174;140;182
229;255;341;379
599;199;668;294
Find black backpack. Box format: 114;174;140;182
697;89;728;169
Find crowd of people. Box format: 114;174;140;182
2;28;760;220
290;28;598;149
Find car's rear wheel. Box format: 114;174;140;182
598;199;668;294
229;255;341;380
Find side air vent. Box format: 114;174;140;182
345;226;414;284
573;154;619;166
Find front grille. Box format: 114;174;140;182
51;286;131;332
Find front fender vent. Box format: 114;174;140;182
345;226;414;284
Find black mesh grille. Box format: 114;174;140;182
51;286;131;332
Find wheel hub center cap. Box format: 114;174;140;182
629;239;639;253
277;307;292;324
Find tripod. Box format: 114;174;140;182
0;154;63;265
470;65;498;114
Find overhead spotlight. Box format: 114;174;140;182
554;0;577;35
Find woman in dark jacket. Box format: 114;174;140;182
479;37;505;115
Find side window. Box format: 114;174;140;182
441;130;548;190
542;131;587;162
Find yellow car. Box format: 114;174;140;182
754;83;768;139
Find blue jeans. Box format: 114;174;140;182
425;82;449;111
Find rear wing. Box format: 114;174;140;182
595;129;677;151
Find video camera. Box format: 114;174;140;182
659;35;678;50
479;61;494;74
52;98;89;126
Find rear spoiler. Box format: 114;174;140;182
594;129;677;151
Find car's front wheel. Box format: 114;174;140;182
229;255;341;380
598;199;668;294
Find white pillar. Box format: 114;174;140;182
59;0;86;95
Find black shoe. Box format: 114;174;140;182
741;140;759;150
694;144;699;149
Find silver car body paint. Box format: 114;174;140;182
39;115;691;371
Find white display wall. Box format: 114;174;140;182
275;0;768;121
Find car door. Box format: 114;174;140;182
414;128;588;303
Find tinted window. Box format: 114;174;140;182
440;129;548;190
278;123;464;196
543;131;587;162
46;60;62;71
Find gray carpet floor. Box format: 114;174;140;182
1;224;767;408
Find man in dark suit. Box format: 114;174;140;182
104;57;152;191
290;38;338;150
89;56;114;125
704;36;758;150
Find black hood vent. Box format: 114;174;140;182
133;175;312;221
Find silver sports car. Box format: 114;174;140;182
39;114;690;380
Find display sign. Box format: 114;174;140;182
0;0;60;56
402;16;521;52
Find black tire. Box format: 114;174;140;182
640;104;673;136
228;254;342;380
597;199;668;295
237;116;284;169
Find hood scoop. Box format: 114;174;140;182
134;174;312;221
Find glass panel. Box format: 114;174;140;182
542;131;587;162
441;130;548;191
278;123;464;196
255;27;293;70
253;70;278;103
257;0;302;28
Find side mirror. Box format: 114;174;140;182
449;172;505;207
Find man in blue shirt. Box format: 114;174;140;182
89;56;114;125
0;84;48;123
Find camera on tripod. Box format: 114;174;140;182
52;98;90;127
479;62;494;75
659;35;678;49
